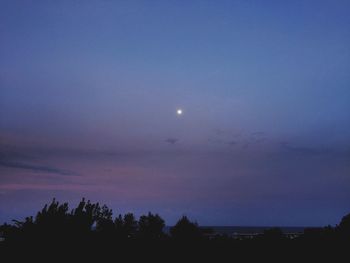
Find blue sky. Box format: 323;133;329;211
0;0;350;226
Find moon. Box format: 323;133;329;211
176;109;183;115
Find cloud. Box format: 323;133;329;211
209;129;267;148
165;138;178;145
250;137;266;144
251;131;265;136
240;132;267;148
0;160;77;176
280;143;332;155
0;144;78;176
250;131;266;143
208;138;223;144
213;129;241;138
208;138;236;147
227;141;237;146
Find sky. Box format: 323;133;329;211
0;0;350;226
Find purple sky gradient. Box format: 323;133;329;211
1;0;350;226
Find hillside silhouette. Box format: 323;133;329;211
0;198;349;261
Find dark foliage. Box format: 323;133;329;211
0;198;349;262
338;212;350;239
138;212;165;240
170;216;202;241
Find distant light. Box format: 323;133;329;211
177;109;183;115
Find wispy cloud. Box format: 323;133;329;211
0;160;77;176
0;143;78;176
227;141;237;147
280;143;332;155
165;138;178;145
251;131;265;136
209;129;267;148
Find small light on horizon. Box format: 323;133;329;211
176;109;183;115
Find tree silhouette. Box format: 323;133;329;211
70;198;101;234
337;212;350;241
96;205;114;236
114;213;138;239
338;213;350;233
170;216;201;241
34;198;70;238
138;212;165;240
1;197;349;261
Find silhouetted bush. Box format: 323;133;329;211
114;213;138;239
96;205;114;236
138;212;165;240
170;216;202;241
338;213;350;233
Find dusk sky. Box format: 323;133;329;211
1;0;350;226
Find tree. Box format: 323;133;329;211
337;212;350;240
114;213;138;239
35;198;70;237
170;216;201;241
96;205;114;234
70;198;101;234
138;212;165;240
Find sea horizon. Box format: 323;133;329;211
164;225;314;235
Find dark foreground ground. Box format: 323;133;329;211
1;238;348;262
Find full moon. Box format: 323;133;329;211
177;109;183;115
